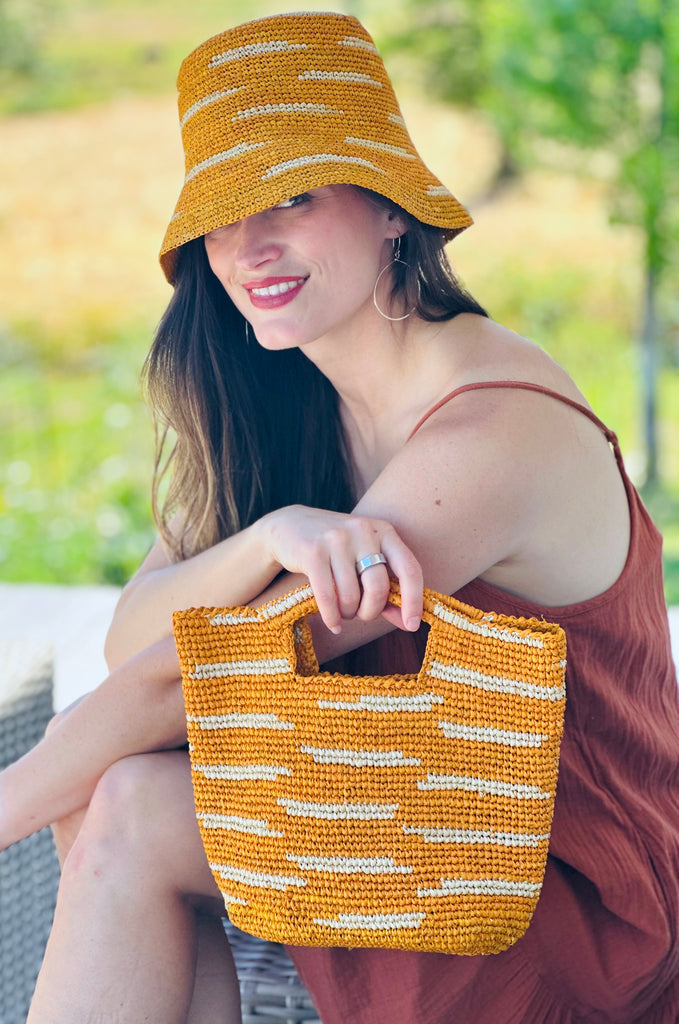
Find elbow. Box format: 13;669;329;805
103;630;121;673
103;578;139;672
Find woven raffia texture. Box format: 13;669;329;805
174;584;566;956
160;11;472;281
0;641;59;1024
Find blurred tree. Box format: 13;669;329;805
0;0;51;75
384;0;678;486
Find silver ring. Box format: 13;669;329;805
355;552;387;576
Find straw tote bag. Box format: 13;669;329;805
173;583;566;955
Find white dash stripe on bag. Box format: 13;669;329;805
194;764;292;781
278;798;398;820
418;878;542;898
185;141;268;184
403;826;550;847
209;41;308;67
210;863;307;891
438;721;549;747
198;814;284;837
318;692;444;713
287;854;412;875
300;745;420;767
187;713;294;730
208;611;260;625
222;893;249;907
417;773;551;800
209;585;314;625
313;912;426;930
427;661;565;701
432;603;545;647
188;657;291;680
259;585;314;618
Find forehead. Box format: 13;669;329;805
209;184;386;233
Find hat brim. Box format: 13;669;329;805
159;137;472;284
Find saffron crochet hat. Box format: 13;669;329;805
159;10;473;283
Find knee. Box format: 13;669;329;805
61;755;164;883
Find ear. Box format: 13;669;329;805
385;211;407;242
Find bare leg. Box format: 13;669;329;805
188;911;241;1024
28;751;241;1024
0;636;185;850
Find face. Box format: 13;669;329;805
203;185;403;350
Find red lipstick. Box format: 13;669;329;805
243;276;307;309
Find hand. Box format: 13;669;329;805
259;506;423;635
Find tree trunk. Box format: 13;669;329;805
640;255;659;489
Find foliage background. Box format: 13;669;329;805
1;0;678;597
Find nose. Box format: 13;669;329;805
232;211;283;270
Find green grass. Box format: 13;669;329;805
0;0;353;114
1;0;677;604
458;258;679;604
0;319;156;585
2;268;678;602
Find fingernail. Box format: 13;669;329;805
331;625;342;635
406;617;420;631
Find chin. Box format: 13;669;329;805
251;325;309;351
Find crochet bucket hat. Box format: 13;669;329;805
159;11;473;283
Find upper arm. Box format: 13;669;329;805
107;394;541;669
300;394;545;664
352;395;539;596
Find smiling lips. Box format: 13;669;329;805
243;276;307;309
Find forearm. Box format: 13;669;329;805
106;517;280;670
0;635;185;849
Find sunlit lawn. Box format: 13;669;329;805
1;0;677;600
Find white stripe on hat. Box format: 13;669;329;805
209;41;307;67
185;141;268;184
298;70;382;87
233;102;343;121
345;136;415;159
180;88;240;127
262;153;385;180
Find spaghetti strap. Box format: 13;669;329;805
407;379;621;453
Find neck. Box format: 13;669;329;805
300;304;460;486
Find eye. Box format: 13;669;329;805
204;223;234;242
273;193;310;210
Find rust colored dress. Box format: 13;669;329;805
286;382;679;1023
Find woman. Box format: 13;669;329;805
1;11;677;1022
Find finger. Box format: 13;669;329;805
355;561;391;622
329;553;362;621
379;532;424;631
306;565;343;635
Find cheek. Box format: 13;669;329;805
205;244;237;294
204;242;225;279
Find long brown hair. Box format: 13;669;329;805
144;194;488;560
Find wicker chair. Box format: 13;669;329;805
0;640;60;1024
0;639;318;1024
225;921;320;1024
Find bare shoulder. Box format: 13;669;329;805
357;316;631;605
442;314;587;401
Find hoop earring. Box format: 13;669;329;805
373;237;414;322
